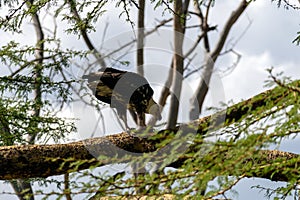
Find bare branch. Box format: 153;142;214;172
190;0;250;119
274;0;300;9
0;0;27;25
64;173;72;200
193;0;210;52
137;0;145;76
120;0;136;38
96;18;172;65
10;54;62;77
268;68;300;94
151;29;211;125
67;0;106;68
218;49;241;77
129;0;140;9
211;0;250;61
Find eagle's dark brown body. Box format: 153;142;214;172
83;68;161;130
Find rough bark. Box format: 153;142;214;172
0;133;154;180
0;80;299;181
137;0;145;76
1;141;299;183
166;0;185;129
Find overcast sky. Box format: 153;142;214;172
1;0;300;199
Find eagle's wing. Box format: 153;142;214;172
95;81;113;104
99;68;125;89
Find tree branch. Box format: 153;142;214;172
98;18;172;65
211;0;249;61
189;0;250;119
67;0;106;67
1;141;299;183
137;0;145;76
0;133;154;180
0;80;299;180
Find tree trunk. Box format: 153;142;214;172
166;0;185;129
137;0;145;76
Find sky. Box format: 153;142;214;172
1;0;300;199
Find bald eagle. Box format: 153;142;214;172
82;67;161;130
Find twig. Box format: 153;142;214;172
268;68;300;94
277;0;300;9
64;173;72;200
193;0;210;52
93;18;172;65
137;0;145;76
2;0;28;22
121;0;136;38
211;0;250;61
129;0;140;9
217;49;241;78
10;55;60;77
208;175;246;199
67;0;106;67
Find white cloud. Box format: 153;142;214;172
222;51;273;102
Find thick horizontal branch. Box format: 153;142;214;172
1;140;299;183
0;80;299;180
0;134;154;180
244;150;300;182
194;80;299;135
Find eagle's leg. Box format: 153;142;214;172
120;114;131;132
128;107;138;125
136;112;146;130
116;107;132;133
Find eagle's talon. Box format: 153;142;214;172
132;126;156;138
125;128;135;135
